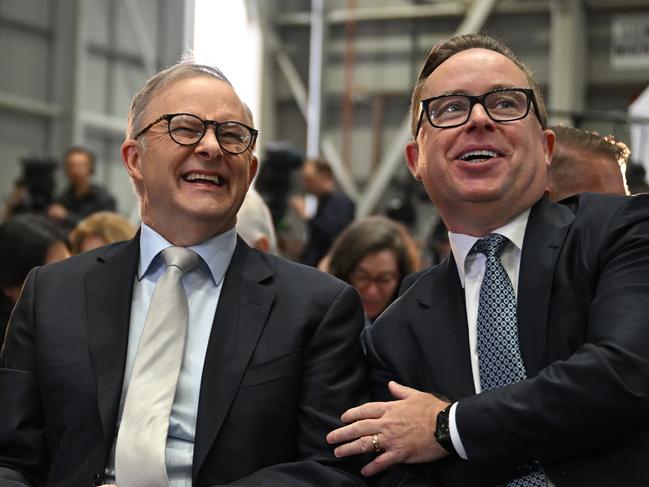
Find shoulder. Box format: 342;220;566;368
399;268;435;295
243;247;353;295
557;193;649;238
35;239;133;280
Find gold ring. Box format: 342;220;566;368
372;433;381;453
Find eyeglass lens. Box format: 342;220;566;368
428;89;530;127
168;114;253;154
350;271;399;289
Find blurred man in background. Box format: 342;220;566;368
47;146;116;228
546;125;629;201
291;157;355;267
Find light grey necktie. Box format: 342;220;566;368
115;246;199;487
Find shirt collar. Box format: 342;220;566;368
138;223;237;286
447;208;530;288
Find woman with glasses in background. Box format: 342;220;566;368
325;215;421;327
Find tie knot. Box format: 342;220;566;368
161;246;199;274
471;233;509;258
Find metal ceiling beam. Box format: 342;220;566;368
275;1;547;26
586;0;649;9
120;0;158;75
82;111;126;136
548;0;586;126
70;0;86;144
306;0;325;159
265;12;360;199
0;91;61;118
356;0;501;218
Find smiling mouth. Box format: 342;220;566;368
183;172;224;187
458;150;501;163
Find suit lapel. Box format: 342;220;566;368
193;240;275;480
517;197;574;376
86;236;139;438
409;255;476;400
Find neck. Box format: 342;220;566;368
442;203;522;237
143;215;234;247
73;181;91;197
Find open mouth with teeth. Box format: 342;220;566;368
183;172;225;187
458;150;500;162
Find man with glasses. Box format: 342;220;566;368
327;33;649;486
0;62;368;486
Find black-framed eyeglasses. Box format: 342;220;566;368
416;88;541;135
134;112;258;155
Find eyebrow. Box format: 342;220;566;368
435;84;523;96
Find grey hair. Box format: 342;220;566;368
127;61;232;139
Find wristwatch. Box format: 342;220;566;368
434;404;457;455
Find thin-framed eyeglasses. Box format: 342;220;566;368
350;270;399;289
134;112;258;155
416;88;542;136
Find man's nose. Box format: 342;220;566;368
465;102;495;129
194;127;223;159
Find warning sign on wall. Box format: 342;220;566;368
611;13;649;70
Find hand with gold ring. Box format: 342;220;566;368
326;381;450;476
371;433;382;453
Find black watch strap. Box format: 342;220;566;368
434;404;457;455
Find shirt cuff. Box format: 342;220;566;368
449;402;468;460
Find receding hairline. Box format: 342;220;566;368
140;76;249;126
127;63;253;139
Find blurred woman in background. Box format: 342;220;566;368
68;211;136;254
326;215;421;325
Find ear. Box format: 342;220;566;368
541;128;556;167
404;140;422;180
248;154;259;185
121;139;143;184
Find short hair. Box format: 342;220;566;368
236;189;278;254
548;125;630;199
68;211;136;254
327;215;421;286
0;214;69;288
410;33;548;136
304;157;334;179
64;146;96;170
550;125;630;169
127;61;232;139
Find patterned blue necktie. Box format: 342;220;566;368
472;234;546;487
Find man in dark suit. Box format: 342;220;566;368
0;62;368;486
327;33;649;486
290;157;356;267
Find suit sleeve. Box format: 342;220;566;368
211;284;369;487
456;195;649;468
0;269;47;486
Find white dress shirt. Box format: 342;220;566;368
104;224;237;486
446;209;530;460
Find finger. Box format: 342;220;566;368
327;418;381;444
388;380;416;399
340;402;386;423
333;435;378;458
361;450;401;477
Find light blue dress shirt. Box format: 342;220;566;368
104;224;236;486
